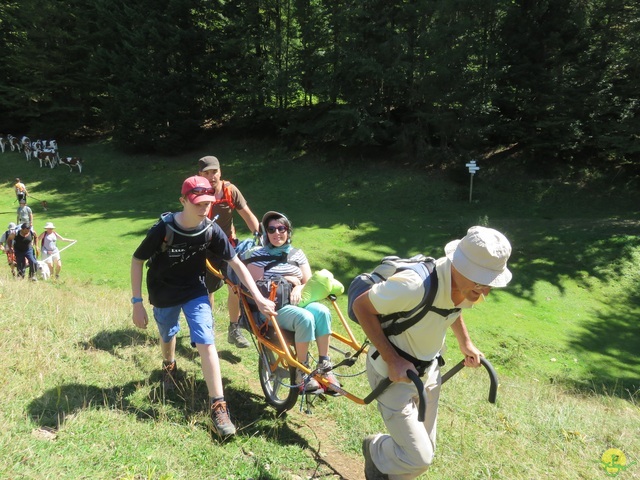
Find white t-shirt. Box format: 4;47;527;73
367;256;475;377
42;232;59;253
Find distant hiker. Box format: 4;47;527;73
7;223;39;280
0;222;18;276
38;222;75;279
130;175;276;438
16;198;33;228
14;178;28;202
197;155;261;350
352;226;512;480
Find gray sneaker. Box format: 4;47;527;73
296;365;321;392
316;358;341;394
362;435;389;480
227;322;250;348
211;400;236;437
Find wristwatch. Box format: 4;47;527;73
131;297;143;304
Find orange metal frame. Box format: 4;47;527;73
207;260;370;404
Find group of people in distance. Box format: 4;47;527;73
130;154;513;480
1;179;75;280
0;220;75;281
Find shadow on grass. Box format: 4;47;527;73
564;287;640;398
31;328;315;452
25;375;313;449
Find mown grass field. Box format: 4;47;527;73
0;135;638;479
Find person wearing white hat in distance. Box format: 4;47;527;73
0;222;18;276
352;226;513;480
38;222;75;279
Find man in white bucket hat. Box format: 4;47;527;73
353;226;512;480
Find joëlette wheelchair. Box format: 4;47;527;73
207;260;499;417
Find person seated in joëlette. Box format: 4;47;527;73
245;211;341;394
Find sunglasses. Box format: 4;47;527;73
188;187;214;196
267;225;288;234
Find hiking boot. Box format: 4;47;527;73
161;360;178;391
316;358;341;394
362;435;389;480
227;322;250;348
210;400;236;437
296;365;321;393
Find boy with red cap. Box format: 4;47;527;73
130;175;276;437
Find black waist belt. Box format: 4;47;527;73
372;345;445;376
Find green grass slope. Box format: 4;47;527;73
0;136;638;479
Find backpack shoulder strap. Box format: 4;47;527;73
159;212;214;251
213;181;235;210
381;260;460;337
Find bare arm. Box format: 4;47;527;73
289;261;312;305
228;256;277;317
130;256;149;329
7;233;15;252
55;232;76;242
236;205;260;234
352;292;416;383
450;315;483;367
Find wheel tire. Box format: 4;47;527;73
258;343;299;414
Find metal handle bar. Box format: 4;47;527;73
363;370;426;422
441;357;498;404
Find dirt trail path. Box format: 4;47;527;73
225;353;365;480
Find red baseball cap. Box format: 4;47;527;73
181;176;216;204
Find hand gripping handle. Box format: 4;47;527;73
364;370;427;422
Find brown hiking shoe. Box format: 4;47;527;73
211;400;236;437
162;360;178;391
363;435;389;480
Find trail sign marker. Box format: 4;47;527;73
465;160;480;202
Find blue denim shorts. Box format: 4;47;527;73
152;295;215;346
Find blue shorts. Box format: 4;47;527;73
152;295;215;346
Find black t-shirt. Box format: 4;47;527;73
133;216;236;308
13;231;35;253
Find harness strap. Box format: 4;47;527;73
211;181;235;210
371;348;445;376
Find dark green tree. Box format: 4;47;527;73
0;0;103;136
95;0;209;152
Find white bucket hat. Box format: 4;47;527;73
44;222;56;229
445;226;512;287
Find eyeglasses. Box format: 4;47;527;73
188;187;214;196
267;225;288;234
474;283;491;290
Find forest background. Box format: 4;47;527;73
1;1;639;478
0;0;638;178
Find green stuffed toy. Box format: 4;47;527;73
299;269;345;307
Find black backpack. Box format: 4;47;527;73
347;254;461;337
347;254;461;373
147;212;215;267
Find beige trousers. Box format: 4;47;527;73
366;356;441;480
